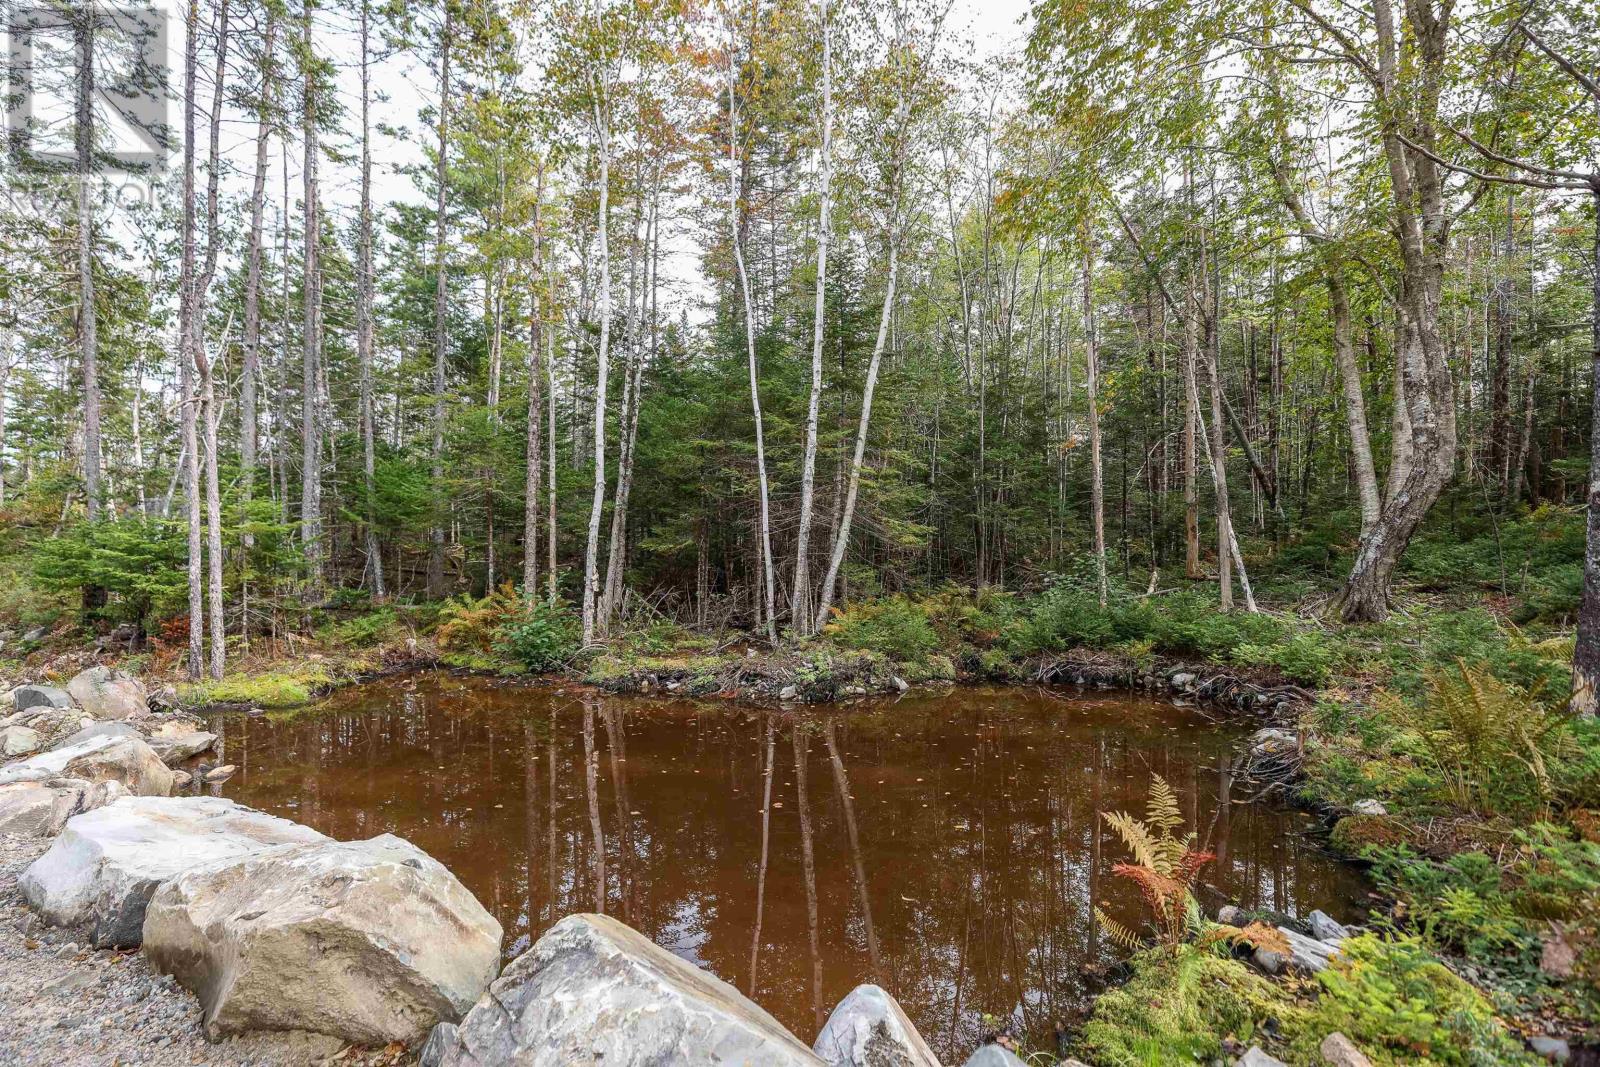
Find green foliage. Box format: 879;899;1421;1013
31;517;187;628
1377;661;1570;816
493;600;581;674
183;664;335;708
1079;948;1300;1066
1291;934;1536;1066
319;608;402;648
823;596;941;662
435;584;524;669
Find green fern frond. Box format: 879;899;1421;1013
1096;908;1146;952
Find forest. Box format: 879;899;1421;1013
1;0;1599;1063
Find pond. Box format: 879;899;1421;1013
208;672;1368;1060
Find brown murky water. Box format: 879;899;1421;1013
210;673;1367;1059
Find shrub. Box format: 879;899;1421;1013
1376;661;1570;816
823;596;940;662
494;600;581;673
321;607;401;648
1292;934;1536;1066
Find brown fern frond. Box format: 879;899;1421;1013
1102;810;1162;870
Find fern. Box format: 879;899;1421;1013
1379;659;1571;815
1101;775;1215;950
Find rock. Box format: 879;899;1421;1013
962;1046;1028;1067
171;770;193;789
1540;927;1577;979
1170;672;1196;690
202;763;236;783
145;731;217;765
436;912;819;1066
1352;799;1387;817
1254;927;1340;976
779;685;799;701
891;677;909;693
813;984;939;1067
0;734;175;796
0;778;125;836
66;666;148;721
1529;1036;1571;1063
1319;1032;1373;1067
52;721;139;750
1236;1049;1287;1067
1308;910;1354;943
143;833;502;1045
1217;904;1245;926
13;685;73;712
20;795;327;947
22;625;50;643
420;1023;459;1067
1;724;41;756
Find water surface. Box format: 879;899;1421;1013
212;674;1366;1058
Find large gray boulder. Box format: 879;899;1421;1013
814;984;940;1067
19;795;326;947
0;733;175;796
436;912;822;1066
52;720;139;750
143;833;502;1046
0;778;126;836
13;685;73;712
66;666;148;720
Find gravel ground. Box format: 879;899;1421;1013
0;832;411;1067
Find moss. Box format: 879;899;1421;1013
182;663;336;708
1331;815;1418;855
1284;934;1539;1066
1077;948;1302;1067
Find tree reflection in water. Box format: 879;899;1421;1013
216;674;1368;1060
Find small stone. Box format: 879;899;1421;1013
171;771;193;789
1217;904;1245;927
1170;672;1196;690
202;764;237;783
963;1046;1028;1067
1319;1032;1373;1067
1;724;41;756
1529;1036;1571;1063
1235;1048;1288;1067
42;970;95;995
779;685;799;701
1253;927;1340;975
891;676;909;693
813;983;939;1067
13;685;73;712
1352;799;1387;817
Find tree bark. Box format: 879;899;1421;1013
1569;186;1600;717
580;84;613;645
524;167;547;606
792;0;832;634
179;0;203;677
426;8;452;600
300;0;324;601
1083;229;1107;605
725;36;776;642
74;6;101;521
357;0;384;599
